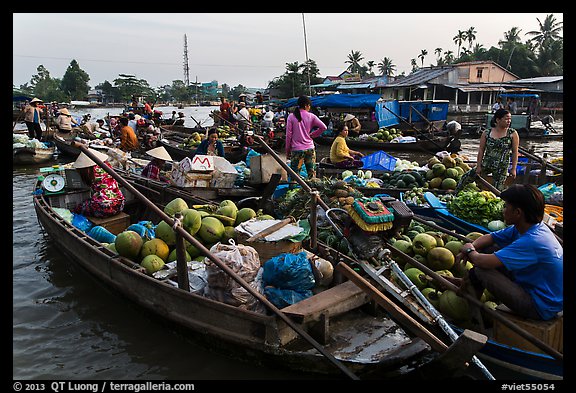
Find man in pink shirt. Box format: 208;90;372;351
285;95;327;179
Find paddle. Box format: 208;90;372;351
72;142;360;381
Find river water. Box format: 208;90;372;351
13;105;563;381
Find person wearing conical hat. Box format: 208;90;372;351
343;113;361;137
23;97;44;140
141;146;173;183
55;107;79;134
72;148;125;218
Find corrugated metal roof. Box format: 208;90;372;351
510;76;563;84
337;83;371;89
387;67;452;87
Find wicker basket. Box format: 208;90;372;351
235;230;302;266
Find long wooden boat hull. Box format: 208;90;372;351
13;146;56;165
33;178;435;378
314;135;457;153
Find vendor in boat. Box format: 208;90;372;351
55;108;79;134
344;114;361;137
455;184;563;322
329;123;364;168
193;128;225;157
118;117;139;152
142;146;173;183
72;148;125;218
23;97;45;140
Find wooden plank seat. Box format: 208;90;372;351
281;280;371;344
87;212;131;235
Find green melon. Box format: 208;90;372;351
182;209;202;236
235;207;257;226
167;248;192;263
115;230;144;261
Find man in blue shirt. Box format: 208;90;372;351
456;184;563;321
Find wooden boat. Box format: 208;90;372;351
13;142;56;165
159;124;205;134
314;133;460;154
158;130;244;163
32;158;485;380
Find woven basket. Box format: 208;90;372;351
235;230;302;266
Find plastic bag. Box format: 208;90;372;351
127;221;155;240
72;213;94;232
245;148;260;167
203;241;263;311
88;225;117;244
262;252;315;308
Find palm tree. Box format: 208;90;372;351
443;50;454;64
345;50;364;74
285;61;300;97
526;14;563;48
410;58;418;73
377;57;396;77
453;30;466;57
366;60;376;76
418;49;428;67
471;43;486;59
466;26;477;50
498;27;523;48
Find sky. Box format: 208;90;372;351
13;13;563;90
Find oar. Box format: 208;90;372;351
518;145;563;174
72;142;360;381
189;114;205;130
377;251;495;380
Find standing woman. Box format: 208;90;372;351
285;95;327;179
72;148;125;218
23;97;44;140
475;108;519;191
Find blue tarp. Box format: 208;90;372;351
282;94;382;109
499;93;540;99
375;100;400;128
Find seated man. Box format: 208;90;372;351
456;184;563;321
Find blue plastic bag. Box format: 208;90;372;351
264;287;313;308
262;252;315;290
87;225;116;244
127;221;155;240
245;148;260;167
72;213;94;232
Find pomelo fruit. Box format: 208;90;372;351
444;240;464;256
393;239;413;255
235;207;257;226
439;289;470;322
164;197;189;217
140;254;165;274
182;209;202;236
198;216;225;244
404;267;428;290
441;177;457;190
466;232;484;241
140;238;170;261
107;242;117;253
186;238;202;258
167;248;192;263
427;247;455;271
115;230;144;261
155;220;177;246
412;233;437;256
422;287;442;309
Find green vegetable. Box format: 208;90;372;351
447;190;504;226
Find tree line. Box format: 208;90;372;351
14;15;562;103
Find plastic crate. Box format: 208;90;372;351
360;150;397;171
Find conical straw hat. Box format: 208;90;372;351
146;146;172;161
73;148;109;169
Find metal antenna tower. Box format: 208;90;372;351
183;34;190;86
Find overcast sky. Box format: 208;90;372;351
13;13;563;90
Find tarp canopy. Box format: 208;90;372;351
375;100;400;128
282;94;382;109
499;93;540;98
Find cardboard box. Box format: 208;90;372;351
249;154;287;183
191;155;215;172
211;156;238;188
88;212;131;235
